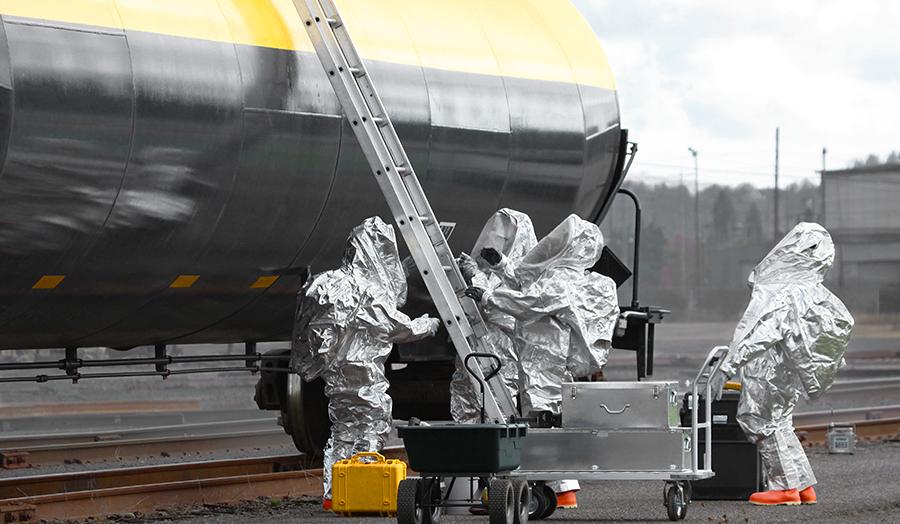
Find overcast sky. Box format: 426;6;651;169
571;0;900;188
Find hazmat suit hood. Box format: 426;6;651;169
723;222;854;399
748;222;834;288
343;216;407;307
472;208;538;271
515;214;604;286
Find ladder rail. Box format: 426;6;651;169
292;0;518;422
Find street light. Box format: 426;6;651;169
688;148;700;296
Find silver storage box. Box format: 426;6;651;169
562;381;680;430
518;428;691;474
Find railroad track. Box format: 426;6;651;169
0;417;292;469
795;404;900;446
0;448;406;523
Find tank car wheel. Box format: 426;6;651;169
489;478;515;524
281;374;330;456
511;479;530;524
398;478;424;524
665;483;687;521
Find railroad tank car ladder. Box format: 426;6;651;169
290;0;517;423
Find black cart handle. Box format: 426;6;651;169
464;352;502;385
463;352;502;424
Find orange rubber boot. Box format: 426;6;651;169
322;498;332;511
749;488;801;506
556;490;578;509
799;486;817;505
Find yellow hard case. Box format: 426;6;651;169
331;451;407;516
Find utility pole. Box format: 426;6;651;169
773;127;780;240
688;148;700;294
820;147;827;224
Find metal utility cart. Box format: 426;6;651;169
397;354;529;524
512;346;728;521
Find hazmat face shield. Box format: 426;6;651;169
344;216;407;307
748;222;834;288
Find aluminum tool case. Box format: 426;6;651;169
562;381;680;430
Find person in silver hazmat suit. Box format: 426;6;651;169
291;217;441;505
710;222;853;506
450;208;538;423
467;214;620;417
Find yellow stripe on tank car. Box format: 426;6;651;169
0;0;615;90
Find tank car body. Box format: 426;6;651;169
0;0;623;350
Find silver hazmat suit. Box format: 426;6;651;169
291;217;440;498
717;222;854;491
481;214;620;415
450;209;537;423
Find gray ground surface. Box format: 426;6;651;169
135;442;900;524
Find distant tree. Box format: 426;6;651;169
865;154;881;166
641;221;666;287
711;189;736;242
745;202;764;243
887;151;900;164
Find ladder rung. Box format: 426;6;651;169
397;166;412;176
349;67;365;77
326;17;342;28
372;117;387;127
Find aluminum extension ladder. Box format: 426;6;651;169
290;0;518;423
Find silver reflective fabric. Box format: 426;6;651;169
450;209;537;423
719;222;854;491
483;214;619;415
291;217;439;498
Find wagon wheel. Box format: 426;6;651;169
511;479;530;524
527;482;557;520
397;478;423;524
421;477;444;524
489;478;515;524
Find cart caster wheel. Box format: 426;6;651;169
527;482;557;521
489;478;514;524
665;483;688;521
511;479;530;524
398;478;422;524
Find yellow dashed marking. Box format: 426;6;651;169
170;275;200;289
250;276;280;289
32;275;65;289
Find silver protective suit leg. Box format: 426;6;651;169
737;366;816;491
518;319;569;415
321;360;393;498
758;425;816;491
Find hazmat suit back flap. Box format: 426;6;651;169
726;222;854;398
515;214;604;286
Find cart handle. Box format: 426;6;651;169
464;352;502;424
348;452;386;463
693;345;730;387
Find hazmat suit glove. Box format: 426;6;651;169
458;252;479;284
426;317;441;336
401;256;417;278
479;247;502;266
707;367;730;402
465;286;486;302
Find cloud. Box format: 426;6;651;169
571;0;900;187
